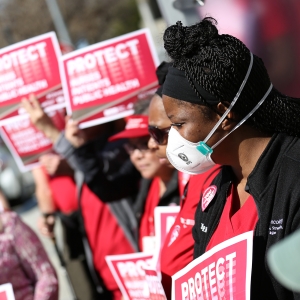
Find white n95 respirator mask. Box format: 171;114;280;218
166;127;216;175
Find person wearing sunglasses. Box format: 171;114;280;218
21;96;141;300
109;114;180;253
148;124;171;164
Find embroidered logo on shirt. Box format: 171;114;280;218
202;185;217;211
269;219;284;235
168;225;181;247
201;223;208;233
180;217;195;228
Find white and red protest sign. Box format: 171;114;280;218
0;107;65;172
75;86;158;129
60;28;159;128
144;267;167;300
0;283;15;300
0;32;63;125
152;206;180;271
12;88;66;122
105;252;153;300
172;231;253;300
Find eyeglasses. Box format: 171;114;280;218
148;125;170;145
123;141;150;155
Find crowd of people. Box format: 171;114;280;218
1;4;300;300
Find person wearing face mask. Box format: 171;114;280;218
147;62;221;299
161;18;300;299
148;62;190;197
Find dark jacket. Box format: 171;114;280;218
55;133;141;202
54;133;140;250
193;133;300;299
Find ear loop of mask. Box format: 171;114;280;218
210;83;273;150
196;52;253;155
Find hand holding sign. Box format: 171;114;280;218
21;94;61;143
64;116;87;148
0;105;66;172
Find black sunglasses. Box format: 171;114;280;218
123;140;149;155
148;125;170;145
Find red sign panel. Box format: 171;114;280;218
106;252;153;300
0;107;65;172
144;268;167;300
0;283;15;300
61;29;159;128
0;32;62;125
172;232;253;300
152;206;180;272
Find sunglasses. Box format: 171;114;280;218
148;125;170;145
123;140;150;155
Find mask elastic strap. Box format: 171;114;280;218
211;83;273;150
203;53;254;144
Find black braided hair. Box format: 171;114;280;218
163;18;300;137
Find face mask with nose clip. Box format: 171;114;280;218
166;53;273;175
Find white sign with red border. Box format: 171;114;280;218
105;252;153;300
60;28;159;128
172;231;253;300
0;283;15;300
144;267;167;300
0;107;65;172
152;206;180;272
0;32;63;126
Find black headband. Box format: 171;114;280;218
155;61;171;98
162;66;220;105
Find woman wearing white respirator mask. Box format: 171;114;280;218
162;17;300;299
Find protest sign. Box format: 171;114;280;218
7;88;66;123
0;283;15;300
105;252;153;300
172;231;253;300
0;107;65;172
144;267;167;300
152;206;180;271
76;86;158;129
0;32;63;125
60;28;159;128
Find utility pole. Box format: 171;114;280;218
45;0;73;46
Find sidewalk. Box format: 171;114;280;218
16;198;74;300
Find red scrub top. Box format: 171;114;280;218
206;183;258;251
178;171;190;199
80;184;135;300
139;177;161;251
160;166;221;299
42;168;78;214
